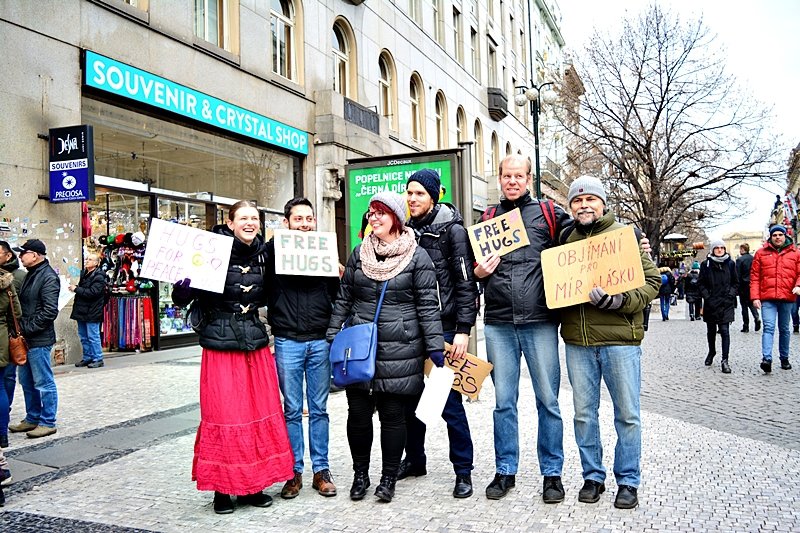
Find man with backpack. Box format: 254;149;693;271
397;169;479;498
474;154;570;502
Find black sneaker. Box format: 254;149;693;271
760;359;772;373
578;479;605;503
542;476;565;503
704;354;714;366
75;360;91;367
614;485;638;509
87;360;105;368
781;359;792;370
485;474;515;500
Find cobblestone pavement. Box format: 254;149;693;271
1;305;798;532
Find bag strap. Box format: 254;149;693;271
7;289;22;335
541;199;557;241
481;206;497;222
372;281;389;323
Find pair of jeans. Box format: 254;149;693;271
565;344;642;487
346;388;406;477
706;322;730;359
274;337;331;474
3;365;15;411
739;295;760;327
77;321;104;362
760;300;794;362
659;295;671;319
0;365;10;437
792;296;800;327
17;345;58;428
403;331;473;475
484;322;563;476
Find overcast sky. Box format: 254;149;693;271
557;0;800;238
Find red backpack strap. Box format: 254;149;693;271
481;205;497;222
540;199;557;241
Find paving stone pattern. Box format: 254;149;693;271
0;306;798;531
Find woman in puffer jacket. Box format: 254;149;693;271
327;191;443;504
698;239;738;373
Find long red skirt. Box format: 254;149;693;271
192;346;294;495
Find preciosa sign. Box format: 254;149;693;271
48;125;95;203
83;50;309;155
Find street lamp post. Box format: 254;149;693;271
514;83;555;200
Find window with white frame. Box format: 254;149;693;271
456;107;467;143
271;0;295;80
410;74;425;143
332;23;349;96
433;0;444;46
491;132;500;178
470;27;480;80
410;0;422;24
379;52;398;130
473;120;484;176
453;7;463;65
488;43;497;86
435;92;448;149
195;0;236;51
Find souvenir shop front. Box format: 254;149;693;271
81;98;302;350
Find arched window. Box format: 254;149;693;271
332;20;357;98
456;107;467;144
271;0;296;80
505;141;512;156
410;73;425;143
473;119;484;176
435;91;448;149
379;51;398;131
491;132;500;179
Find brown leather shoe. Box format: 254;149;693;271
312;469;337;497
281;472;302;499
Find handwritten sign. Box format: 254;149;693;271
466;207;530;261
139;218;232;293
424;343;493;400
541;226;645;309
273;229;339;277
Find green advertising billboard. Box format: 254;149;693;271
345;150;462;250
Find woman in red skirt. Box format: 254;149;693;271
172;200;294;514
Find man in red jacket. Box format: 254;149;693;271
750;224;800;373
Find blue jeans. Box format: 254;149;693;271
17;345;58;428
659;295;670;319
274;337;331;473
760;300;794;362
565;344;642;487
3;364;16;410
77;321;104;362
484;322;563;476
0;365;10;436
403;331;473;475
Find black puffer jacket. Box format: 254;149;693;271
69;268;106;323
172;225;270;351
18;259;60;348
408;203;478;334
265;238;339;341
482;192;571;324
326;245;443;395
736;252;754;297
699;256;738;324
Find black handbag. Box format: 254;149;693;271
330;281;389;387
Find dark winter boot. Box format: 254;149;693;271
350;470;370;501
704;353;714;366
721;359;731;374
375;474;397;502
740;325;748;333
213;492;234;514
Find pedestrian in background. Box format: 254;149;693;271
398;169;478;499
266;198;339;500
0;269;22;450
69;253;106;368
698;239;738;374
8;239;60;439
684;263;702;321
750;224;800;373
0;242;25;418
559;176;660;510
327;191;443;504
658;268;675;320
735;244;760;332
172;200;293;514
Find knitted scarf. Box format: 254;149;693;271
360;228;417;281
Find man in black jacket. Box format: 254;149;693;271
69;253;107;368
396;169;479;498
8;239;60;439
736;243;761;332
266;198;339;500
474;155;571;502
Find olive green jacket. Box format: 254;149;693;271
558;212;660;346
0;269;23;367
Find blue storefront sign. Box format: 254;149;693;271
83;50;309;155
49;125;95;203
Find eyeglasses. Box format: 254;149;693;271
20;250;34;256
366;210;387;220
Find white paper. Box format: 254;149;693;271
273;229;339;277
415;366;455;426
57;275;75;311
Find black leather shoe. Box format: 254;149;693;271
213;492;234;514
781;359;792;370
75;360;91;367
578;479;605;503
396;458;427;480
350;471;370;501
485;474;515;500
542;476;565;503
755;319;762;331
453;474;473;498
721;360;731;374
761;359;772;373
614;485;638;509
704;354;714;366
374;474;397;502
238;491;272;507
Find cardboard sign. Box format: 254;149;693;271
466;207;530;261
273;229;339;277
541;226;645;309
139;218;233;293
424;343;494;400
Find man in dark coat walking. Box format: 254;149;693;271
69;253;107;368
736;243;760;332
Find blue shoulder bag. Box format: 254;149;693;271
330;281;389;387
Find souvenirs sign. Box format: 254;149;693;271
466;207;530;261
273;229;339;277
